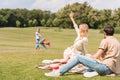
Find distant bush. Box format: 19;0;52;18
115;27;120;34
99;28;103;33
99;27;120;34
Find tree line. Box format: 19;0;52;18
0;2;120;30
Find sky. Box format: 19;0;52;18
0;0;120;12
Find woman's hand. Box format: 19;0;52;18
69;11;74;18
69;11;76;25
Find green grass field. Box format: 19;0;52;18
0;27;120;80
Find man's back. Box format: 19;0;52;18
99;36;120;74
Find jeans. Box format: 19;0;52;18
35;39;40;49
60;54;112;75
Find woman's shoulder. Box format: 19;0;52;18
83;37;88;39
82;37;88;42
73;23;79;29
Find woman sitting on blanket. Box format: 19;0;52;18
37;12;89;72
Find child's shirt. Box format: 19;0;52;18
35;32;41;40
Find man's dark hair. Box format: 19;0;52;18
103;25;114;36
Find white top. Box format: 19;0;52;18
64;23;88;59
73;23;88;55
35;32;41;40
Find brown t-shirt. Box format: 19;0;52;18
99;36;120;74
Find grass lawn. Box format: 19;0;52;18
0;27;120;80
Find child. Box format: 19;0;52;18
35;28;42;50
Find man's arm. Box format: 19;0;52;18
92;48;104;59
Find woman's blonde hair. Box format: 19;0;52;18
79;24;89;37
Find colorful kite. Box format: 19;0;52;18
39;38;50;49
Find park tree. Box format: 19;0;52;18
41;19;46;27
16;20;21;27
54;4;71;28
7;10;17;27
98;9;112;28
32;19;38;27
54;2;93;28
87;9;102;29
0;14;8;27
46;19;53;27
28;20;33;27
113;8;120;27
0;2;120;29
53;18;60;27
0;9;11;27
